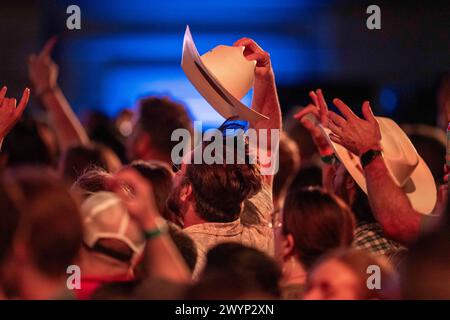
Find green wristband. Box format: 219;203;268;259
143;217;169;240
144;228;165;240
321;154;337;165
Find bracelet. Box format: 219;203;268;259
360;149;382;168
321;154;338;165
143;217;169;240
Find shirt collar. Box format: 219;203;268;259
183;218;243;237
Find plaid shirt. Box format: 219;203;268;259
353;221;403;256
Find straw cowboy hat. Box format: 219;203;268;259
322;117;437;215
181;25;268;123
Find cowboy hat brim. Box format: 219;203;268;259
181;26;269;123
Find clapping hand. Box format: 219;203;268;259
294;89;333;156
327;99;382;157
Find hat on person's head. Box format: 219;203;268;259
181;25;269;123
81;191;145;260
322;117;437;215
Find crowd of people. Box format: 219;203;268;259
0;36;448;300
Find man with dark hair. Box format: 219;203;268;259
126;97;193;164
167;140;269;277
167;37;281;278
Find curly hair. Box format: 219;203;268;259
185;138;263;223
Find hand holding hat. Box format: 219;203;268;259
328;99;382;157
233;37;271;80
181;26;269;122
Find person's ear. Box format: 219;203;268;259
282;233;296;261
180;183;193;203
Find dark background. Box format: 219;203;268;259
1;0;449;128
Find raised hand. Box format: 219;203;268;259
233;37;272;79
0;86;30;139
327;99;382;157
294;89;333;156
113;168;161;230
28;37;59;96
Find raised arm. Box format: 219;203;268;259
327;98;425;245
294;89;336;192
0;86;30;149
233;38;282;187
28;37;89;151
114;169;191;283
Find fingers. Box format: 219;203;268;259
316;89;329;125
39;36;58;59
294;105;319;121
243;52;270;67
233;38;248;47
16;88;30;116
328;121;342;135
302;119;324;141
1;98;10;108
233;37;269;66
233;37;262;52
0;86;6;104
115;169;151;197
309;90;319;107
9;98;16;109
362;101;376;123
333;98;356;120
329;133;343;145
328;111;347;128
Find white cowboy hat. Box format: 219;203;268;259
181;25;269;123
322;117;437;215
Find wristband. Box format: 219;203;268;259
143;217;169;240
321;154;338;165
360;149;382;168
